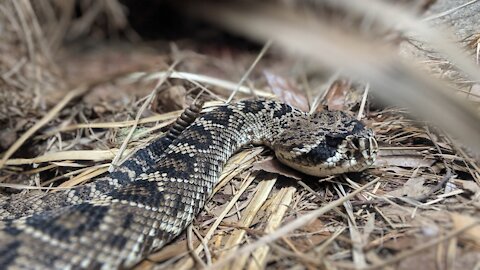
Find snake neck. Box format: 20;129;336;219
188;99;305;155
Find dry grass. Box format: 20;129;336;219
1;1;479;270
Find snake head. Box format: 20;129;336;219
272;110;378;177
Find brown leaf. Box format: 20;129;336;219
388;177;430;197
295;219;330;252
381;235;417;251
452;179;480;194
453;252;480;270
375;149;435;168
450;213;480;247
375;156;435;168
323;79;350;111
153;86;187;113
263;70;309;111
252;157;304;180
397;248;437;270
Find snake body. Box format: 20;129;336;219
0;101;203;221
0;100;377;269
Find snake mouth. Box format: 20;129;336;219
276;135;378;177
337;135;378;166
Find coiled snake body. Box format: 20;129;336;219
0;100;377;269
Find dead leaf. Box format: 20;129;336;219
292;219;331;252
263;70;309;111
381;235;417;251
450;213;480;247
323;79;350;111
388;177;430;197
397;248;437;270
376;156;434;168
375;149;435;168
453;252;480;270
154;85;187;113
452;179;480;194
252;157;304;180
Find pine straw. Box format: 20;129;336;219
1;1;480;270
0;0;60;123
1;69;479;268
136;99;478;269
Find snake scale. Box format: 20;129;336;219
0;99;377;269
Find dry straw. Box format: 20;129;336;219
187;1;480;151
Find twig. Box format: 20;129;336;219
227;39;272;103
192;225;212;266
269;242;321;266
297;180;348;220
361;220;480;269
0;70;137;169
187;225;207;269
357;83;370;120
423;0;480;21
208;178;379;269
354;126;454;208
421;126;453;201
177;173;257;270
351;171;453;207
335;183;367;268
109;61;179;171
0;86;87;169
309;70;342;114
126;71;273;98
476;42;480;65
4;149;132;166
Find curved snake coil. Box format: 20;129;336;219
0;100;377;269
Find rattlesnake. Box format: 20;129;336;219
0;99;377;269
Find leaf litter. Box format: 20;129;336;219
0;1;479;270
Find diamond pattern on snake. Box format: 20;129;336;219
0;99;378;269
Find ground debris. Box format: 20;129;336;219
0;1;479;269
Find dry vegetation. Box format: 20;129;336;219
0;0;479;269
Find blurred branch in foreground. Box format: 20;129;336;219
184;1;480;152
